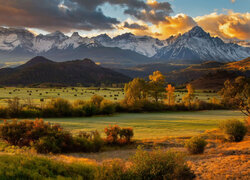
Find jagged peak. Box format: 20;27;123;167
113;32;135;40
71;32;81;37
185;26;210;38
47;31;66;37
0;27;34;36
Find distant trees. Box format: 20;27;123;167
124;78;147;105
166;84;176;105
148;71;165;102
182;84;195;107
124;71;166;105
219;76;249;116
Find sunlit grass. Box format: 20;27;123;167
42;110;244;139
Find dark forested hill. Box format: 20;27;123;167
0;56;131;86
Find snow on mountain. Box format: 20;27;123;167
93;33;168;57
0;27;100;54
154;26;250;63
0;26;249;64
0;27;34;51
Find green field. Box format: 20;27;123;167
0;87;124;106
0;87;218;106
37;110;244;139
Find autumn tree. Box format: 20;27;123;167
219;76;250;116
148;71;166;102
124;78;147;106
166;84;176;105
182;84;195;106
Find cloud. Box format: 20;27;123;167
118;11;250;41
0;0;173;32
124;0;173;24
0;0;121;32
123;22;148;30
195;11;250;40
122;14;196;39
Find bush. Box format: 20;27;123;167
185;136;207;154
73;131;104;152
104;125;134;145
82;102;98;116
95;159;133;180
0;119;104;154
129;148;195;180
219;119;247;142
0;108;8;118
44;98;73;117
119;128;134;143
104;125;121;144
0;154;96;180
100;100;116;115
33;131;73;154
91;95;104;108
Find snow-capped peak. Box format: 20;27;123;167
185;26;209;38
154;26;250;63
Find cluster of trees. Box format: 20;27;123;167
0;71;248;118
123;71;249;116
123;71;201;108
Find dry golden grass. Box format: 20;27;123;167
187;135;250;180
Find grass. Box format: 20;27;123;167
0;87;218;106
36;110;244;139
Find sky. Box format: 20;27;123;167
0;0;249;41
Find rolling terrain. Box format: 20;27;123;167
116;57;250;90
0;56;131;86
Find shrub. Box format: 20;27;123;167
185;136;207;154
44;98;73;117
0;108;8;118
100;100;116;115
91;95;104;108
129;148;195;180
7;97;22;117
0;154;96;180
119;128;134;143
104;125;134;145
219;119;247;142
104;125;121;144
74;131;104;152
33;130;73;154
95;159;133;180
0;119;105;154
0;119;66;147
82;102;98;116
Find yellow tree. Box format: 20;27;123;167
165;84;176;105
219;76;249;116
124;78;147;106
148;71;165;102
182;84;195;106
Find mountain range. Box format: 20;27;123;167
0;56;131;86
0;26;249;67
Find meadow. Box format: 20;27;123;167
39;110;244;139
0;87;218;106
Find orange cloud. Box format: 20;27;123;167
195;11;250;40
119;11;250;41
154;14;197;39
120;14;196;39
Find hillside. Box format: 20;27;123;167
116;58;250;90
0;56;131;86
